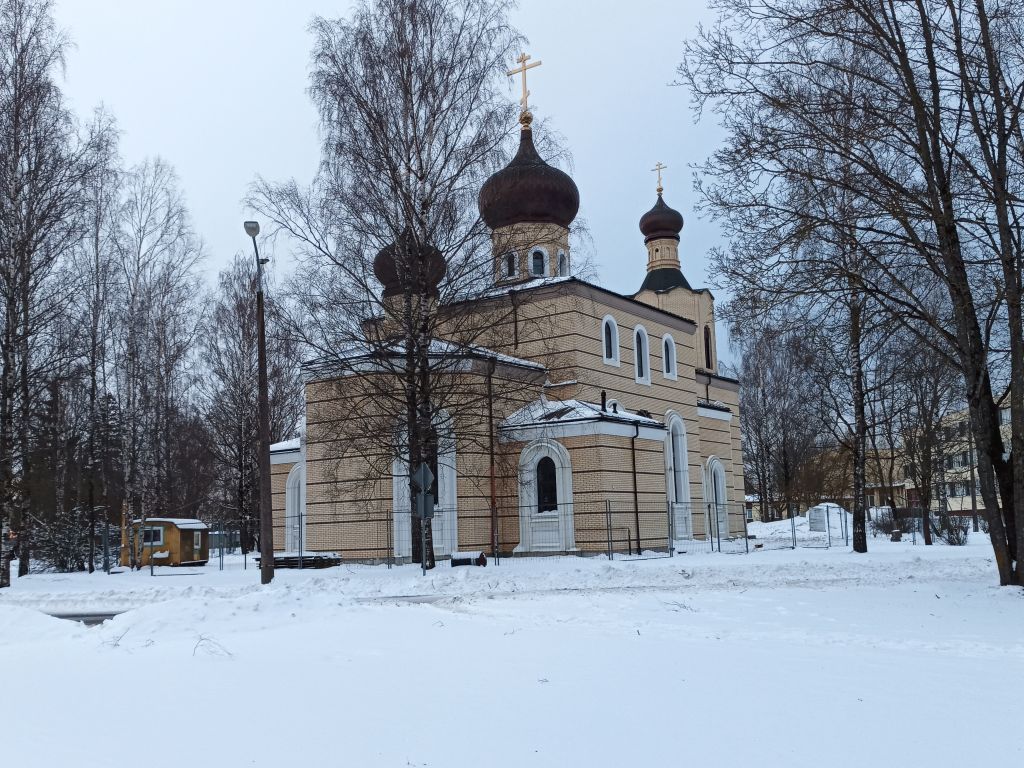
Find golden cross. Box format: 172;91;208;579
507;52;542;114
652;162;668;194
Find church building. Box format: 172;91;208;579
271;65;744;562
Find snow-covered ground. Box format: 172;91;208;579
2;537;1021;767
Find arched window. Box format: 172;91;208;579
670;421;688;502
664;412;692;539
704;326;714;370
505;252;516;278
705;456;729;538
601;316;619;366
531;249;546;276
634;325;650;385
557;251;568;277
536;456;558;512
662;334;676;379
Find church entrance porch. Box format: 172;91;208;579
515;439;575;553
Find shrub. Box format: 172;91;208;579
934;513;970;546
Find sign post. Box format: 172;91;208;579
411;463;435;576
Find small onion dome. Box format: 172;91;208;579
639;194;684;243
373;228;447;299
478;126;580;230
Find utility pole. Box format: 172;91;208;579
967;413;979;532
244;221;274;585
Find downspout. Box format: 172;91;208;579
510;289;520;350
632;423;641;555
487;358;498;560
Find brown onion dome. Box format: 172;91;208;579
639;193;684;243
373;228;447;299
478;126;580;230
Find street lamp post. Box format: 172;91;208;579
244;220;274;585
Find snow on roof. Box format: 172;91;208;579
271;438;301;453
134;518;209;530
502;398;663;429
304;339;546;377
477;274;575;299
471;275;701;327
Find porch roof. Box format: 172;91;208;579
501;398;664;431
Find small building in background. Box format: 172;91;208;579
120;518;210;567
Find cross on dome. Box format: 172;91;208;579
507;52;542;127
652;161;667;195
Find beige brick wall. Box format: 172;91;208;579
294;278;746;556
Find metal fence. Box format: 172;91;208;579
745;504;851;552
272;499;758;566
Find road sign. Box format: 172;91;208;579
415;492;435;520
411;462;434;491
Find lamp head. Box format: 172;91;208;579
243;220;260;238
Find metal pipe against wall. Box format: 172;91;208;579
487;360;498;562
631;424;640;555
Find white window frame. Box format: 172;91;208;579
504;251;518;279
557;250;568;277
601;315;620;367
661;333;677;380
634;324;651;385
142;526;164;546
530;247;547;277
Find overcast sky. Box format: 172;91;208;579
52;0;732;355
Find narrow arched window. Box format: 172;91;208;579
505;252;516;278
537;456;557;512
672;424;686;500
602;316;619;365
704;326;714;370
634;325;650;384
662;334;676;378
557;252;568;276
531;250;545;276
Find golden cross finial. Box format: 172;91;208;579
652;162;668;194
507;52;542;123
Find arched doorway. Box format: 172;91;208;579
392;412;458;560
516;439;575;552
285;463;306;553
664;412;691;540
704;456;729;540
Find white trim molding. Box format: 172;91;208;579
502;419;666;443
634;324;651;386
529;246;549;276
601;315;620;367
697;405;733;422
661;333;677;380
516;439;575;553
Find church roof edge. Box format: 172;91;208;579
446;276;699;330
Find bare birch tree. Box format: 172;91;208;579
248;0;580;568
680;0;1023;583
202;254;304;553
